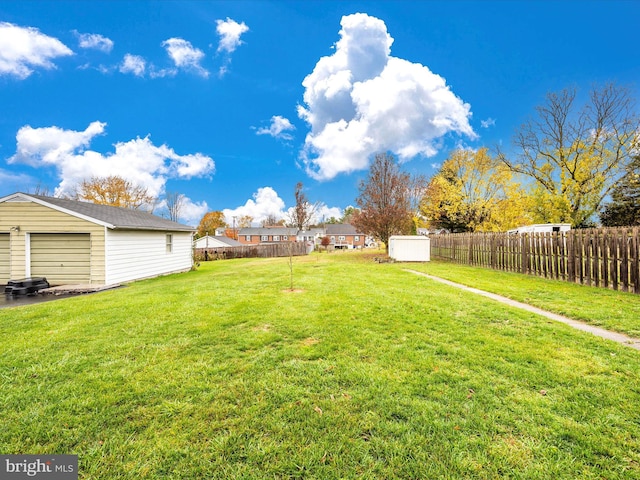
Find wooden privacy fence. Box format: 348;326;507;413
194;242;309;261
430;228;640;294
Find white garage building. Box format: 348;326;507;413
0;192;195;286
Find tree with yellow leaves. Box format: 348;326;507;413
421;148;532;232
196;211;227;238
498;83;639;227
74;175;156;210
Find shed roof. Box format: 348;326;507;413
195;235;242;247
0;192;195;232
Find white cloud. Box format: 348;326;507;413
223;187;343;228
149;67;178;79
9;121;107;167
256;116;296;141
298;13;476;180
0;168;33;193
0;22;73;79
162;38;208;77
8;122;215;199
309;203;343;225
481;117;496;128
222;187;286;226
179;198;209;225
76;32;114;53
120;53;146;76
216;18;249;53
156;195;209;225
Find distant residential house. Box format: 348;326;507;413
238;227;299;245
507;223;571;234
0;192;194;286
234;224;366;249
325;224;365;249
297;227;326;245
418;227;448;235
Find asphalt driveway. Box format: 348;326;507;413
0;290;81;309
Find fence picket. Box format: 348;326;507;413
194;242;308;261
429;227;640;295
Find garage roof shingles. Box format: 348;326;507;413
26;194;195;232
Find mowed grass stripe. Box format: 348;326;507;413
1;252;639;479
408;259;640;338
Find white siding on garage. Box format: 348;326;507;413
0;233;9;283
105;230;193;284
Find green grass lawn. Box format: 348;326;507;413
1;251;640;479
408;259;640;338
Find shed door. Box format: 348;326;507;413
0;233;9;284
30;233;91;285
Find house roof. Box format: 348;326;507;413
325;223;362;235
238;227;299;236
0;192;195;232
298;228;325;237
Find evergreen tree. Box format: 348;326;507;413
600;156;640;226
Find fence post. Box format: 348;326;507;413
612;229;619;291
490;234;496;270
633;228;640;294
602;230;609;289
521;233;528;275
622;228;630;292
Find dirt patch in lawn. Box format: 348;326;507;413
252;324;272;332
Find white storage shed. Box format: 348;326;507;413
388;236;431;262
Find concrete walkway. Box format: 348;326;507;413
405;269;640;351
40;284;121;294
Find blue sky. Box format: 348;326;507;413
1;1;639;226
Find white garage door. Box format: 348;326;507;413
0;233;9;284
30;233;91;285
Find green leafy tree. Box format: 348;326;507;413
600;156;640;226
340;206;360;224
